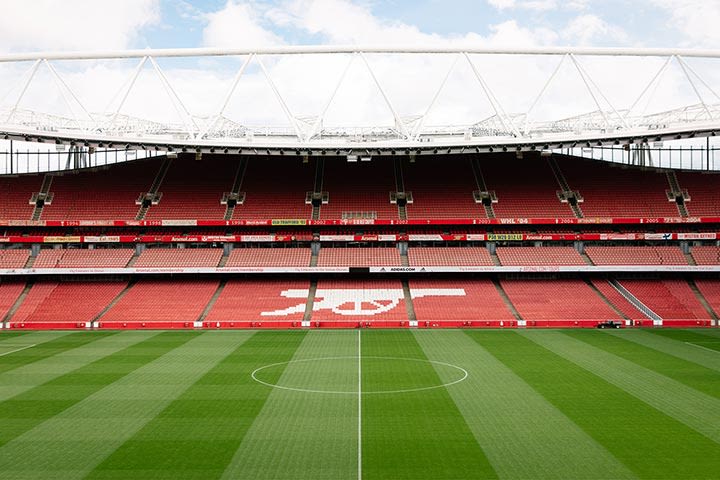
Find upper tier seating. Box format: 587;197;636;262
102;279;219;322
481;157;575;218
41;160;155;220
407;247;494;266
0;175;41;220
33;248;133;268
496;246;586;266
320;160;398;219
15;281;126;322
233;156;313;219
410;278;514;321
404;157;487;219
134;248;222;268
677;172;720;216
312;279;408;321
0;280;26;320
618;279;709;320
145;155;237;219
225;248;311;267
206;279;310;321
691;246;720;265
501;279;619;321
558;157;678;217
316;247;402;267
0;249;30;268
586;246;687;265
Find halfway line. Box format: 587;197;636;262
0;344;36;357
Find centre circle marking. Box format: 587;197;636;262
251;356;468;395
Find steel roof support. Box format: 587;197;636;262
148;56;198;138
523;54;567;136
256;56;304;142
568;54;612;129
5;59;41;123
464;52;520;137
625;56;672;122
43;60;96;131
107;56;147;131
306;53;356;143
676;56;717;120
359;52;410;140
411;54;460;141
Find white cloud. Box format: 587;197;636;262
562;14;628;45
202;1;283;47
650;0;720;47
487;0;517;9
0;0;160;52
487;0;588;11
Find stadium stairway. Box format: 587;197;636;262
303;280;318;323
93;280;136;323
136;156;172;220
402;280;417;322
2;280;32;325
393;158;408;220
311;157;325;220
666;171;690;217
548;157;584;218
687;278;720;322
224;157;249;220
584;278;630;321
492;278;523;321
470;158;496;219
609;279;661;321
197;279;228;323
31;174;54;221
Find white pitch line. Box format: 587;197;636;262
685;341;720;353
357;329;362;480
0;344;36;357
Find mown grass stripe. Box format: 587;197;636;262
220;330;357;480
0;331;195;451
567;330;720;398
362;330;497;480
604;329;720;372
523;330;720;444
0;331;159;402
0;331;93;375
646;328;720;353
0;331;251;480
88;331;305;480
474;330;720;479
417;330;635;480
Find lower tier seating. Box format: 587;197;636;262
225;248;311;267
407;247;494;266
410;278;514;321
134;248;223;268
102;279;219;322
617;279;709;320
317;247;402;267
13;281;127;322
501;279;620;321
312;279;408;321
0;280;26;320
496;247;586;266
591;279;647;321
206;279;310;321
694;279;720;316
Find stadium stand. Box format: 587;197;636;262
0;249;30;268
677;172;720;216
585;246;688;265
501;279;620;321
496;246;586;266
481;157;575;218
145;155;236;219
232;157;313;219
225;248;311;267
591;279;648;321
404;157;486;218
410;278;514;321
134;248;223;268
617;279;709;320
320;160;398;219
312;279;408;321
407;247;494;266
316;247;402;267
40;161;155;220
101;279;219;322
206;279;310;321
558;157;678;217
0;175;41;220
0;280;26;320
693;279;720;315
15;281;127;322
33;248;134;268
691;246;720;265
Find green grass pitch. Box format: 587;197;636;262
0;328;719;479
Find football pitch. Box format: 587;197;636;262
0;329;719;479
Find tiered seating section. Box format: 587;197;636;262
496;247;585;266
407;247;493;266
691;246;720;265
206;279;310;321
694;279;720;315
312;279;408;322
586;246;687;265
404;157;485;218
678;172;720;216
320;160;398;219
0;280;26;319
225;248;311;267
134;248;223;268
410;278;514;322
617;279;709;320
0;250;30;268
0;175;40;220
145;155;237;219
317;247;401;267
33;249;133;268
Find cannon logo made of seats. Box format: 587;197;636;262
261;288;466;316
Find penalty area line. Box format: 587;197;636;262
0;344;36;357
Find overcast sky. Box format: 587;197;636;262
0;0;719;143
